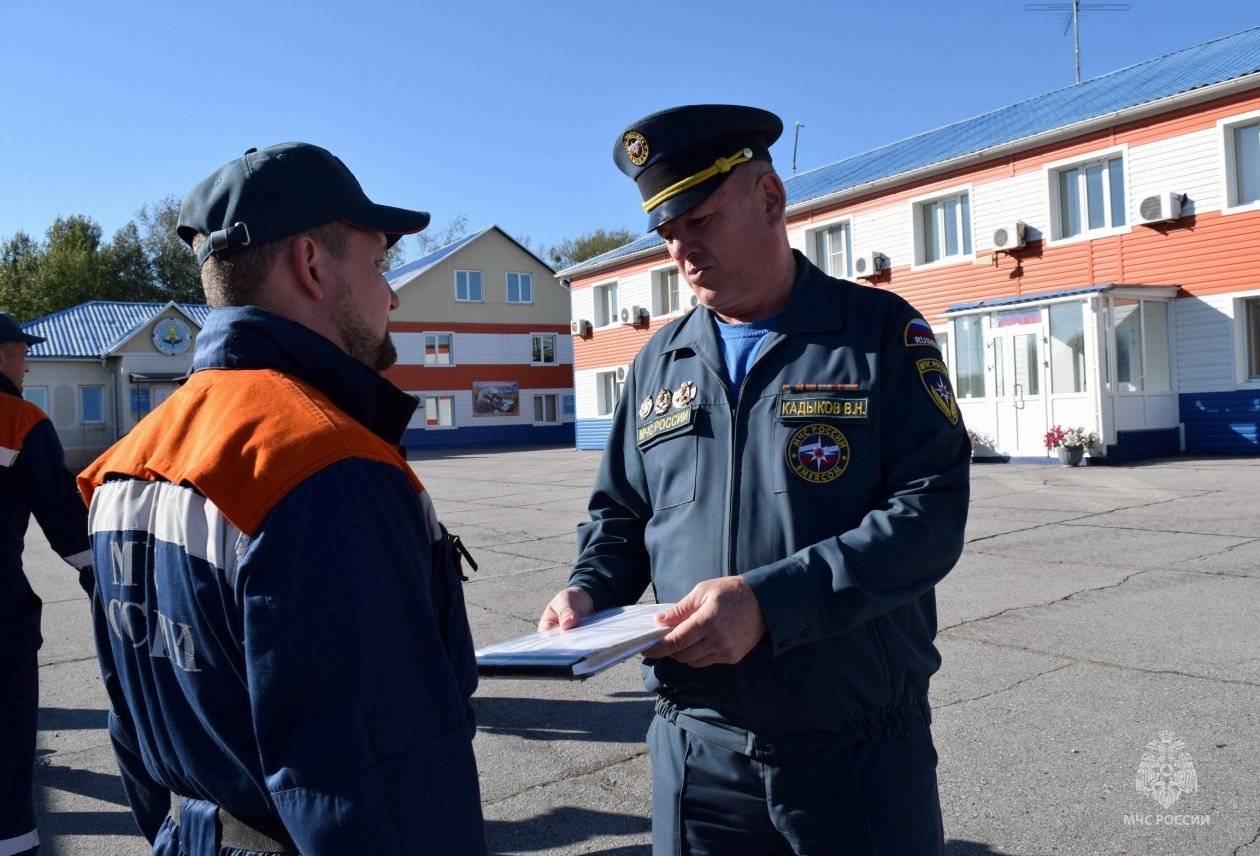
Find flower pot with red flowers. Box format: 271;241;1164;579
1044;425;1098;466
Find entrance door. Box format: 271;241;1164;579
987;308;1049;457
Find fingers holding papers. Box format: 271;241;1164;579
538;586;595;632
644;576;767;667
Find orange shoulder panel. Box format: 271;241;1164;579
78;369;423;535
0;393;49;453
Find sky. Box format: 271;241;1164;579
2;1;1257;266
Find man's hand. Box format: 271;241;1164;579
644;576;767;668
537;586;595;632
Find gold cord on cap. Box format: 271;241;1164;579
641;148;754;213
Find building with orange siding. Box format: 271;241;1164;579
560;28;1260;460
384;226;574;448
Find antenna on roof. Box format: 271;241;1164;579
1025;1;1131;84
792;121;805;176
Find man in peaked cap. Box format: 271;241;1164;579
80;143;487;855
0;313;92;856
540;105;970;853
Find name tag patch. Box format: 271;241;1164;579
637;406;696;447
786;423;851;484
779;394;869;421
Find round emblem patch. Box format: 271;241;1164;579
654;388;673;416
672;380;696;410
638;396;654;420
152;317;192;356
786;423;851;484
624;131;650;167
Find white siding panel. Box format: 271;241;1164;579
574;368;600;419
1128;129;1221;217
852;205;912;270
618;270;653;322
394;332;427;365
556;335;575;364
572;284;596;326
403;388;574;428
1174;295;1237;392
395;332;572;367
973;171;1048;249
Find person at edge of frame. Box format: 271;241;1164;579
539;105;971;856
0;313;94;856
77;143;487;855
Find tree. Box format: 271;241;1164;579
548;227;638;270
138;196;202;303
101;221;155;302
29;216;109;319
0;231;43;321
414;214;469;256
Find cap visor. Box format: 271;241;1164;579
20;333;46;345
345;204;431;243
645;175;728;232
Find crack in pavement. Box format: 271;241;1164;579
939;633;1260;688
480;748;649;809
964;491;1215;545
1179;537;1260;564
932;663;1075;711
940;569;1153;633
1233;824;1260;856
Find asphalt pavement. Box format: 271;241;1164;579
23;448;1260;855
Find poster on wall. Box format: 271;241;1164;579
472;381;519;416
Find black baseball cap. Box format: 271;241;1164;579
0;312;45;345
177;142;431;264
613;105;783;231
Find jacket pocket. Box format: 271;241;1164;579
642;433;697;511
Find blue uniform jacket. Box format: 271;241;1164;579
80;308;485;855
0;373;92;651
570;253;970;754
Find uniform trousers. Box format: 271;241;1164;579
0;652;40;856
648;714;945;856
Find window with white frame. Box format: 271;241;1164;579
1223;117;1260;210
454;270;482;302
532;394;558;425
916;192;971;264
813;222;853;278
423;395;454;428
1051;154;1126;239
652;268;681;317
1049;302;1087;393
952;315;985;398
596;370;623;416
1107;298;1170;393
507;272;533;304
424;333;453;365
22;386;48;412
531;333;556;365
80;386;104;424
593;283;619;327
1245;298;1260;380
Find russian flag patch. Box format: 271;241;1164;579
904;318;938;349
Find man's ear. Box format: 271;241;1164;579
756;171;787;223
288;235;332;302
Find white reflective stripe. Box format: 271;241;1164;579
89;480;242;575
0;445;17;467
0;829;39;856
63;548;94;569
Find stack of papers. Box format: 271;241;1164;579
475;603;674;680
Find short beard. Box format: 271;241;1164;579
331;279;398;371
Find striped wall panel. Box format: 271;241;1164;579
575;418;614;450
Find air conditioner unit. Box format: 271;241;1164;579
570;318;592;336
615;366;627;382
854;251;886;278
619;305;648;325
992;221;1026;251
1137;191;1183;224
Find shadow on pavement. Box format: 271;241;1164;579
486;806;649;853
474;696;655;743
947;840;1014;855
38;706;108;731
34;761;141;850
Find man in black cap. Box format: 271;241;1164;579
0;313;92;856
540;105;970;854
80;143;487;855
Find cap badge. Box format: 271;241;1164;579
639;396;654;420
654;388;673;416
672;380;697;410
624;131;650;167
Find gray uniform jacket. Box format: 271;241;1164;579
570;252;971;756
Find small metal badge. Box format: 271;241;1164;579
654;388;673;416
638;396;654;420
624;131;649;166
672;379;697;409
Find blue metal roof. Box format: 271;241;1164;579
946;285;1111;313
385;229;486;287
560;26;1260;279
22;301;211;358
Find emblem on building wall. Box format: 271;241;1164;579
152;318;192;356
